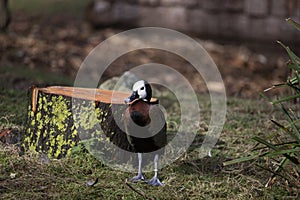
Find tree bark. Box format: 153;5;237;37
23;86;157;159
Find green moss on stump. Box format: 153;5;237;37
23;88;127;159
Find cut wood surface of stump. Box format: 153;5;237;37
23;86;158;159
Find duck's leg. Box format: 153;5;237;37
130;153;145;182
147;154;163;186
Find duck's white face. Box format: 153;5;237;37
125;80;152;103
133;80;147;99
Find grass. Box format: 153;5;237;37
0;64;73;128
223;19;300;192
0;64;296;199
0;142;292;199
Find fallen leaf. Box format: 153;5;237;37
86;177;98;187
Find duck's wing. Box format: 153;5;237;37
148;104;167;148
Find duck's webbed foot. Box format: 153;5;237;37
130;173;146;182
147;176;163;186
130;153;145;182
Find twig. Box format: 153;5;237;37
124;179;147;199
0;129;11;139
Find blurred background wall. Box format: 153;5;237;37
87;0;300;44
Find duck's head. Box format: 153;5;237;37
125;80;152;103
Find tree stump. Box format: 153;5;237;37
23;86;158;159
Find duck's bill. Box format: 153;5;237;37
124;91;138;103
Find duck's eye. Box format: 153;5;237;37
141;87;144;90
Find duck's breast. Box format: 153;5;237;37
124;100;167;153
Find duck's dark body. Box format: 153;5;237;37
99;80;166;186
124;99;167;153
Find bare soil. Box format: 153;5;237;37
0;12;291;98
